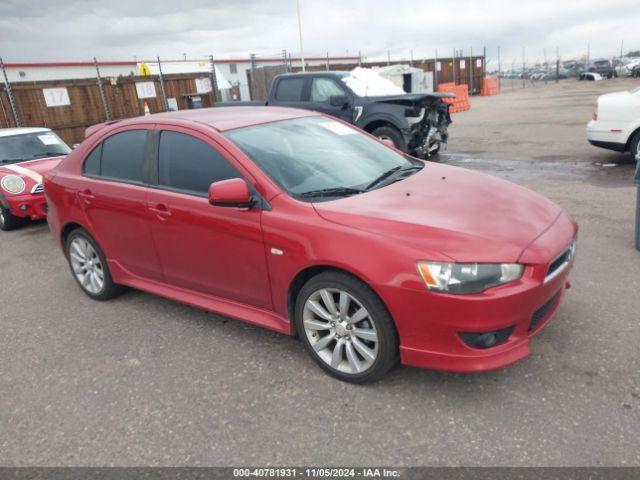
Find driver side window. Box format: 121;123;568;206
310;78;345;104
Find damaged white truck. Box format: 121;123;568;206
220;68;454;158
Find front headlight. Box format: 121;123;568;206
1;175;26;195
417;261;524;294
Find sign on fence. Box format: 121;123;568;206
135;82;156;99
195;77;212;94
42;88;70;107
167;98;178;111
460;60;466;69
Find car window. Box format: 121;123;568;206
158;131;241;196
225;116;416;199
310;78;345;104
274;78;305;102
0;131;71;164
100;130;147;183
82;143;102;176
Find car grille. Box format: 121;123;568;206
31;183;44;194
528;290;561;331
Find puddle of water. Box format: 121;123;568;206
437;153;636;187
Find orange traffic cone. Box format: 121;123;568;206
143;101;150;116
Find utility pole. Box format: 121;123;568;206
434;48;439;89
452;47;456;84
296;0;305;72
387;50;391;66
410;49;414;67
620;40;624;59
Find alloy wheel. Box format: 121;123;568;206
0;210;5;228
69;237;105;295
302;288;379;374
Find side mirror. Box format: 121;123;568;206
380;138;395;149
329;94;348;107
208;178;253;208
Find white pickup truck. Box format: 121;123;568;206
587;86;640;159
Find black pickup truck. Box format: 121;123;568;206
220;71;454;158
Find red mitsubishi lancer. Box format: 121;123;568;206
44;107;577;382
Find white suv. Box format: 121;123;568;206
587;86;640;159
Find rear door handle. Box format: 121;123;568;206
78;189;94;204
149;203;171;220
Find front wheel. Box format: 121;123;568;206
295;271;399;383
0;207;22;231
371;126;406;152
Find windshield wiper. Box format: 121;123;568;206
30;152;64;158
298;187;364;199
365;163;423;191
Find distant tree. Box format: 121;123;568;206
625;50;640;57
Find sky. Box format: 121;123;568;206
1;0;639;68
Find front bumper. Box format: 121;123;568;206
384;212;577;373
4;192;49;220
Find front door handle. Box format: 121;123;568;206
149;203;171;220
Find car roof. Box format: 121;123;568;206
128;106;319;132
0;127;51;137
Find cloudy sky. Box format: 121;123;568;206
1;0;639;67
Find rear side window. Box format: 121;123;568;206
82;144;102;176
158;131;241;195
274;78;305;102
99;130;147;183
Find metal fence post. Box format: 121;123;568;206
469;47;473;94
452;48;456;85
0;57;21;127
434;49;439;89
157;56;169;111
635;157;640;251
326;51;330;71
208;55;221;103
94;57;111;121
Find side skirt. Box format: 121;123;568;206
107;259;293;335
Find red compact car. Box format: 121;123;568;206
0;127;71;231
44;107;577;382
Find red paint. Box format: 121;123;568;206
0;156;64;220
44;107;578;372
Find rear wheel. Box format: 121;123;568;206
295;271;399;383
371;126;406;152
630;131;640;161
0;207;21;231
65;228;126;301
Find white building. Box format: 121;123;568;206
2;56;360;101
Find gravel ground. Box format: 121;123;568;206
1;77;639;466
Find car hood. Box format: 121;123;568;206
313;162;563;263
367;93;455;107
0;156;65;183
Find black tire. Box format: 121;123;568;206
630;131;640;161
0;206;22;231
371;125;407;152
65;228;126;301
294;270;399;383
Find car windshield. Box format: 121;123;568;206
224;116;422;201
0;131;71;164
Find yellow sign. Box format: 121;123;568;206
139;62;151;76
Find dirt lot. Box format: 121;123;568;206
1;78;639;466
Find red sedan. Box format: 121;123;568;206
0;128;70;230
44;107;577;382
